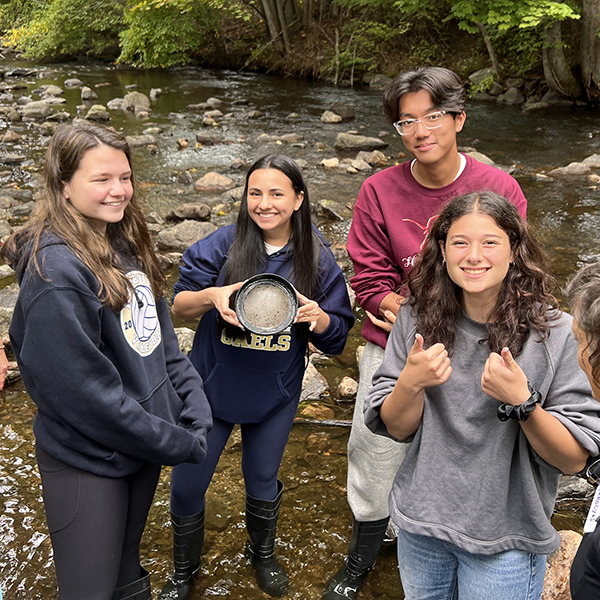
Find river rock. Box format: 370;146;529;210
64;78;83;89
321;158;340;169
47;111;70;122
125;134;156;148
107;98;124;110
123;91;151;112
194;172;235;192
356;150;387;167
157;220;217;252
317;199;352;221
541;529;581;600
85;105;110;121
556;475;594;502
281;133;304;143
583;154;600;167
321;110;342;124
369;74;392;89
498;88;525;106
149;88;163;102
0;187;33;202
204;109;223;119
522;102;551;114
488;82;505;96
245;110;263;119
206;97;223;106
330;101;355;120
541;90;573;107
351;157;372;172
168;203;211;222
286;112;300;120
300;362;329;402
305;431;331;453
195;132;224;145
0;154;24;166
337;376;358;400
187;103;210;112
548;162;591;176
40;121;57;136
1;130;21;143
20;101;52;120
0;220;12;239
300;403;335;419
81;86;98;102
174;327;195;355
145;211;164;225
463;150;495;166
11;201;35;218
468;68;495;88
221;186;244;204
42;84;63;97
334;132;388;151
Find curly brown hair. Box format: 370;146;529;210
407;191;559;356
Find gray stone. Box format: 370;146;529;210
85;104;110;121
221;186;244;204
357;150;388;167
317;199;352;221
280;133;304;143
194;172;235;192
64;78;84;88
145;211;165;225
0;187;33;202
548;162;591;176
1;130;21;143
168;203;211;222
195;133;224;145
337;376;358;399
157;220;217;252
351;158;372;172
187;103;210;112
334;132;388;151
174;327;195;355
321;158;340;169
125;134;156;148
20;101;52;120
329;101;355;120
498;87;525;106
541;529;581;600
468;68;495;88
123;91;151;111
369;74;392;89
10;201;35;218
47;111;70;122
300;362;329;401
245;110;263;119
0;220;12;239
204;109;223;119
206;97;223;106
488;82;505;96
463;150;495;166
505;77;524;89
522;102;551;114
81;86;98;101
0;154;24;165
40;121;57;136
149;88;163;102
321;110;342;124
107;98;124;110
43;84;63;97
583;154;600;167
178;170;194;185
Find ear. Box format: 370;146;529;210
62;181;70;200
294;190;304;211
439;239;446;259
454;111;466;133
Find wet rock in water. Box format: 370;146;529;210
174;327;195;355
497;87;525;106
177;170;194;185
351;157;372;172
300;362;329;401
202;116;217;126
194;172;235;192
204;109;223;119
206;97;223;106
541;90;573;108
357;149;388;168
281;133;304;143
125;134;156;148
583;154;600;167
0;154;24;166
329;101;355;121
588;173;600;184
0;220;13;240
20;101;52;120
337;376;358;400
176;138;188;150
305;432;331;454
157;220;217;252
0;187;33;202
556;475;594;503
334;132;388;151
468;68;495;89
1;130;21;143
107;98;124;110
317;199;352;221
195;132;225;145
145;211;165;225
10;201;35;219
369;74;392;89
245;110;263;119
168;202;211;222
123;91;151;112
548;162;591;176
221;186;244;204
42;84;63;98
230;158;248;170
541;529;581;600
81;86;98;102
0;263;13;278
300;403;335;420
39;121;57;136
462;150;495;165
47;111;70;122
522;102;551;114
85;105;110;121
64;78;84;89
488;82;505;96
186;103;210;112
286;112;300;120
321;110;343;124
321;157;340;169
295;158;308;169
149;88;163;102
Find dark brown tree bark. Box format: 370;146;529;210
542;20;583;99
476;21;501;78
260;0;284;51
581;0;600;102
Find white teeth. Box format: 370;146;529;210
464;268;487;274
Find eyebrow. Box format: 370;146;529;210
399;106;438;118
449;233;504;240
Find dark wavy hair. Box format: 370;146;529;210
408;191;559;356
2;121;165;310
565;262;600;384
223;154;321;299
382;66;467;124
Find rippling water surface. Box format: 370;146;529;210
0;59;598;598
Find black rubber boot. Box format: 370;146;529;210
245;480;289;597
113;567;152;600
321;516;389;600
158;511;205;600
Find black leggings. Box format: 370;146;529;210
36;446;161;600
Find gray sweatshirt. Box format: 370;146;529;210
364;306;600;556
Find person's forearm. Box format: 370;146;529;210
172;289;216;320
380;371;425;440
379;292;405;317
521;407;589;474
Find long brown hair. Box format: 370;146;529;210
408;191;559;356
2;122;165;310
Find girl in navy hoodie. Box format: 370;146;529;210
161;155;355;598
4;122;212;600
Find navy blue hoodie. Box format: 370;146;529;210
10;234;213;477
174;225;355;423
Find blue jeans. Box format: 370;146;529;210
397;529;546;600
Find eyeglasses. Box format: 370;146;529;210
393;111;449;136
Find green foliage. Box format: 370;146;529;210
118;0;223;68
0;0;45;34
469;72;494;93
8;0;125;58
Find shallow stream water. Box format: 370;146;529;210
0;60;599;599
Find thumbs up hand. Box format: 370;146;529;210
481;347;530;405
402;333;452;390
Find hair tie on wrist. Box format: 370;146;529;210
497;386;542;422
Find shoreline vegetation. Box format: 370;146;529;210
1;0;600;106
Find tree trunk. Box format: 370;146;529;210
476;21;501;78
275;0;291;53
260;0;284;52
543;20;583;98
581;0;600;102
303;0;312;28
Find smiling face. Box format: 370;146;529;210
441;212;513;322
398;89;466;184
62;144;133;234
246;167;304;246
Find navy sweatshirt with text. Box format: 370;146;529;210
174;225;355;423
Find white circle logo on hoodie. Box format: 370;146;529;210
121;270;161;356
